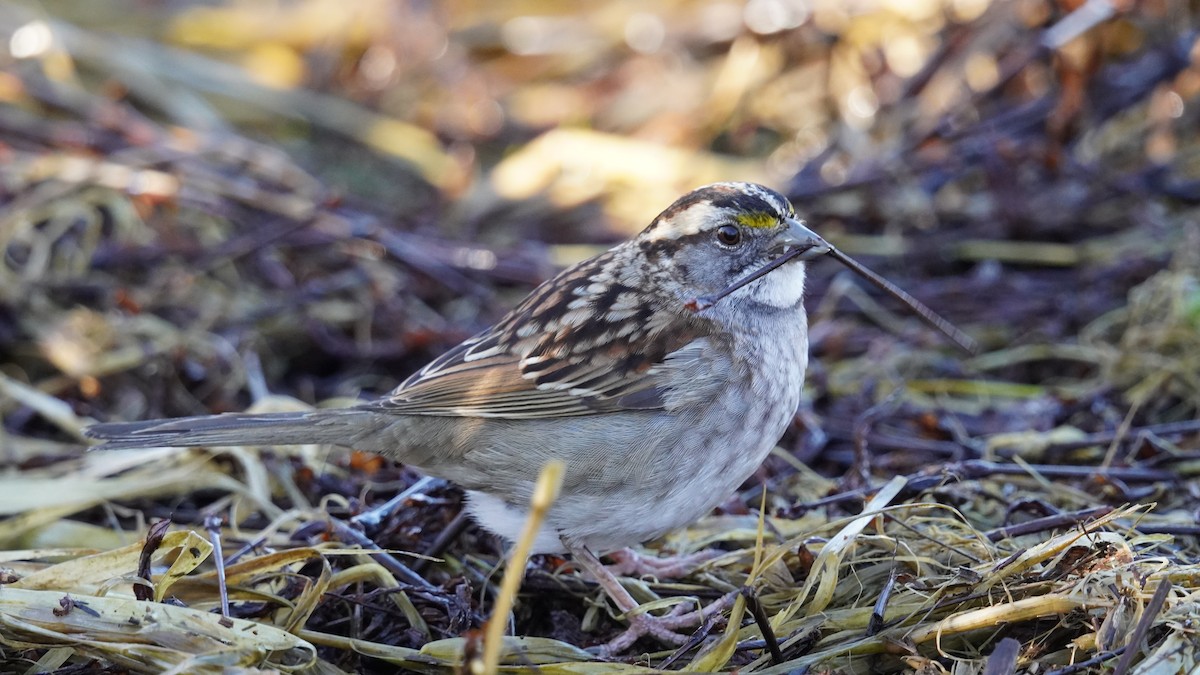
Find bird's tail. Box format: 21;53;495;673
85;409;380;450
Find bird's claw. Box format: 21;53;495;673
596;590;736;656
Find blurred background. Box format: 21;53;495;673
2;0;1195;425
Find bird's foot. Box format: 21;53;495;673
598;590;736;656
567;542;736;656
605;547;723;579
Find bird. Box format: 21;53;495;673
87;182;833;653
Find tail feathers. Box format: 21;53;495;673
85;410;376;450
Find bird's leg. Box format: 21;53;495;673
567;543;735;656
605;547;722;579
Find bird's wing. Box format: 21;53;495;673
368;250;710;419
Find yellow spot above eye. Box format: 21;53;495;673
734;212;778;229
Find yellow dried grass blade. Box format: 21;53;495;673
426;636;607;668
280;553;332;633
7;520;130;552
12;530;212;599
30;645;74;671
906;594;1084;644
166;546;348;630
328;561;428;638
687;489;773;672
0;459;276;528
978;503;1149;592
154;531;214;602
478;460;565;675
0;371;91;440
772;475;908;630
0;586;314;672
299;629;433;669
300;630;629;672
170;545;378;597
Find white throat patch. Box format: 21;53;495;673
732;259;807;309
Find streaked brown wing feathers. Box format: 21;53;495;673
371;249;708;419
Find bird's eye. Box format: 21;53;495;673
715;224;742;247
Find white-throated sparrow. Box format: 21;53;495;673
87;182;953;653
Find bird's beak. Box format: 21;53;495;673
689;217;979;354
776;218;832;260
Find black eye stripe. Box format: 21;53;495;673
639;225;760;259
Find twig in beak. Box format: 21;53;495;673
687;244;978;355
685;246;812;312
825;248;977;354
